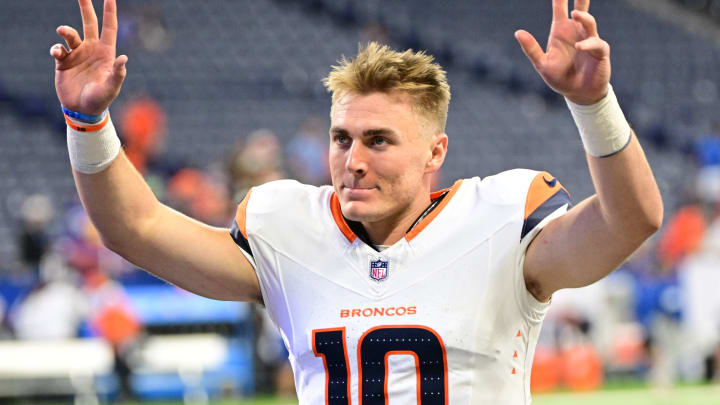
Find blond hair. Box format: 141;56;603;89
323;42;451;133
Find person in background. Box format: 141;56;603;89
286;117;331;186
226;129;285;203
17;194;54;278
9;253;88;340
118;95;167;175
226;131;292;396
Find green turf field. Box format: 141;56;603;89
128;385;720;405
532;385;720;405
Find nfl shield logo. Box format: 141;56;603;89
369;258;389;282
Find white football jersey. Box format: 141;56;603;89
230;169;570;405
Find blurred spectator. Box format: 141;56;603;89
227;129;285;202
361;22;391;46
693;123;720;210
85;272;140;350
604;243;655;375
167;168;231;226
657;203;707;268
57;202;134;280
116;8;139;49
693;122;720;168
137;5;172;52
255;307;295;398
85;271;142;401
116;5;171;52
630;252;683;388
680;216;720;382
118;94;196;218
119;95;167;174
17;194;54;275
9;253;87;340
225;134;292;396
286;117;330;186
696;165;720;207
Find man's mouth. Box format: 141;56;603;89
344;185;375;190
342;185;377;198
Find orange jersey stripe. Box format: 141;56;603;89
234;188;253;239
524;172;568;220
405;179;463;242
330;193;357;243
329;179;463;244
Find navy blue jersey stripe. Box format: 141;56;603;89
230;219;253;257
521;189;571;239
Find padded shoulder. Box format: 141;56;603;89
230;180;331;254
475;169;571;240
245;179;322;215
476;169;546;206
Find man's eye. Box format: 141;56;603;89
373;137;386;146
335;135;349;144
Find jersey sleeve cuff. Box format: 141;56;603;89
515;204;568;322
230;219;256;268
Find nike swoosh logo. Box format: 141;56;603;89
543;176;557;188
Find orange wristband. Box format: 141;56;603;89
64;113;110;132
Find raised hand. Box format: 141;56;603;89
51;0;127;116
515;0;610;105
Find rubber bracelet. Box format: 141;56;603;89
61;105;107;124
565;84;632;158
64;112;110;132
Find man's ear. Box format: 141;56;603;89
426;133;448;173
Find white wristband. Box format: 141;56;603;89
66;115;121;174
565;84;632;158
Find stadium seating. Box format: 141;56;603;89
0;1;711;266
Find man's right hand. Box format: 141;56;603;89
51;0;127;116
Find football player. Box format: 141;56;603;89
51;0;662;403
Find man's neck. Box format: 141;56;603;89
352;193;441;247
362;212;420;246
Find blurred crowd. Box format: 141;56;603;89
2;93;720;398
2;94;329;398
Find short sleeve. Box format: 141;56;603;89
516;171;571;321
520;171;571;244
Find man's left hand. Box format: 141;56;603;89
515;0;610;105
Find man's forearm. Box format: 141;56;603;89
72;149;162;253
565;86;663;241
586;133;663;242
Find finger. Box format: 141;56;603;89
109;55;128;89
574;0;590;13
57;25;82;50
552;0;569;21
515;30;545;69
571;10;599;37
50;43;70;61
575;37;609;60
78;0;99;39
100;0;118;47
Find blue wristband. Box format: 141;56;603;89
61;105;108;124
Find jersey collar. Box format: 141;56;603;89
329;179;463;244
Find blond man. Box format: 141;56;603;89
51;0;661;403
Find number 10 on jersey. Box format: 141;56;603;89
312;325;448;404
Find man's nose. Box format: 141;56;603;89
346;142;368;175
